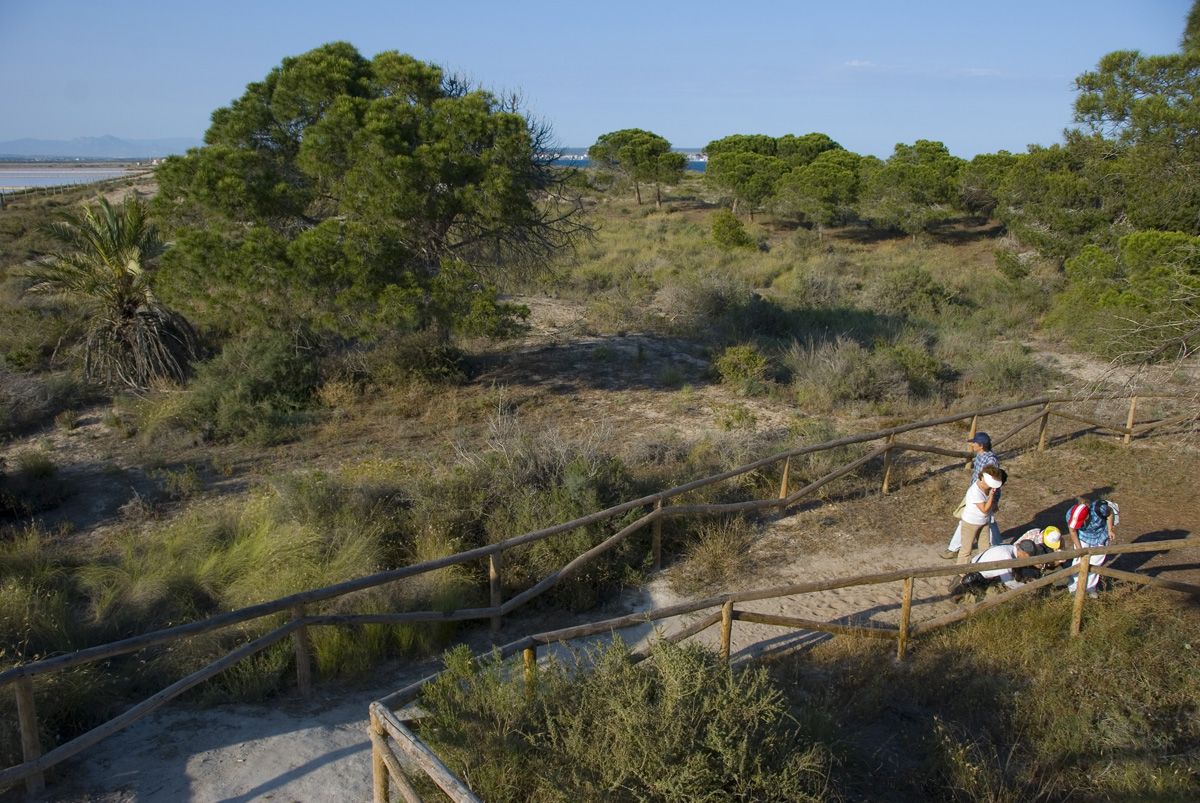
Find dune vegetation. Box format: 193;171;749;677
1;6;1199;799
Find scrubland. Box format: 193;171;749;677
1;174;1197;799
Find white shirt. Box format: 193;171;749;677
959;482;990;525
972;544;1023;588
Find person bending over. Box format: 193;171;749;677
949;539;1044;599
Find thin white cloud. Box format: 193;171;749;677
957;67;1003;77
844;60;877;68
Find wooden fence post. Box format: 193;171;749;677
652;500;663;571
778;457;791;500
965;415;979;468
523;646;537;693
1123;396;1138;445
1070;560;1090;636
489;552;504;635
896;577;914;661
1037;403;1052;452
370;708;390;803
291;606;313;698
15;676;44;795
720;599;734;665
882;435;896;494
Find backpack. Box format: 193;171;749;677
1067;500;1110;546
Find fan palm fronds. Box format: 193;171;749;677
24;196;196;389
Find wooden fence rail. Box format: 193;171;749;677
367;537;1200;797
1;392;1194;793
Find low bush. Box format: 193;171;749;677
138;329;321;444
714;344;771;395
359;330;466;387
584;269;658;334
784;337;881;411
670;516;759;594
870;265;959;319
954;342;1056;398
711;208;756;250
784;334;948;411
418;640;831;802
654;272;751;336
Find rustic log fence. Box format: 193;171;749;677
367;537;1200;800
0;392;1194;794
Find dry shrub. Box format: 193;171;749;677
670;516;758;594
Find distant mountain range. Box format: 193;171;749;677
0;135;203;159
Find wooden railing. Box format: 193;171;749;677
367;537;1200;801
0;392;1193;794
0;170;155;206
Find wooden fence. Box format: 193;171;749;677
0;170;155;207
366;536;1200;802
0;392;1194;795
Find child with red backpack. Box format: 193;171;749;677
1065;498;1119;596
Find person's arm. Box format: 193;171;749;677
1106;514;1116;543
1069;528;1081;551
975;486;998;515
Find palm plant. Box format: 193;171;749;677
25;195;196;388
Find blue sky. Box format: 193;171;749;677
0;0;1191;157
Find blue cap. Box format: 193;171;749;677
968;432;992;449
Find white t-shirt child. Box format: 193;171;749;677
959;482;990;526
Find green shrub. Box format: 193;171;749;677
956;343;1056;398
784;337;881;410
360;330;465;387
871;266;958;318
994;248;1029;281
714;344;770;395
654;272;753;336
419;640;830;802
141;329;320;444
711;209;755;250
873;340;944;398
715;403;758;431
584;267;658;334
152;464;204;500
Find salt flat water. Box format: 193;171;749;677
0;166;131;190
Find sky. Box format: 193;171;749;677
0;0;1192;158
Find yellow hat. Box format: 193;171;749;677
1041;526;1062;549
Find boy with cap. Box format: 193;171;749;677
942;431;1001;559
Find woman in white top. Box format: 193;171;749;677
955;464;1004;576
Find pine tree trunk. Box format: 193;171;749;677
634;182;642;205
655;183;662;208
